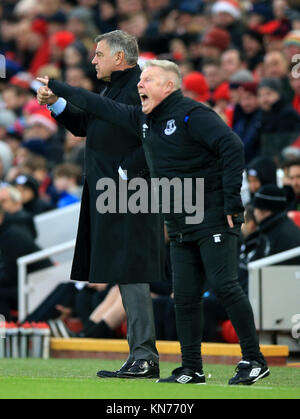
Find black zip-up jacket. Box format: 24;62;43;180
48;80;245;241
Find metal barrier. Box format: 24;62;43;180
33;203;80;263
17;240;75;322
248;247;300;350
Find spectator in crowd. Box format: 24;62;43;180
182;71;210;103
0;185;36;239
242;29;265;72
52;162;82;208
0;202;52;320
221;48;246;80
13;173;54;216
285;158;300;210
2;84;30;116
258;77;300;160
23;109;64;167
201;27;232;60
263;50;294;103
253;184;300;263
246;155;278;200
231;82;262;164
202;59;230;106
211;0;244;49
0;141;13;182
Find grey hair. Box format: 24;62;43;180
143;59;182;89
94;30;139;66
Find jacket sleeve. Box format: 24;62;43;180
187;106;245;215
53;102;90;137
48;79;142;138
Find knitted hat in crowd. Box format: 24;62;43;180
27;110;58;134
50;31;75;51
182;72;210;102
201;27;231;51
13;174;39;198
247;156;277;186
211;0;242;20
229;69;254;89
240;81;258;96
283;30;300;48
258;77;282;96
253;185;287;212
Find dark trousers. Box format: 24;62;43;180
119;283;159;364
0;287;18;321
170;229;263;371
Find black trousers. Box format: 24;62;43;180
170;229;264;371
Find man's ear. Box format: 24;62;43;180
115;51;125;65
165;79;175;94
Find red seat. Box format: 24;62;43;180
220;320;239;343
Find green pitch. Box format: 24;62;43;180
0;359;299;399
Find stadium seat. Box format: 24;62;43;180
220;320;239;343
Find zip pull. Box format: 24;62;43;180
178;233;183;243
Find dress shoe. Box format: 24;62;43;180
97;360;133;378
116;359;159;379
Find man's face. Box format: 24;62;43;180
0;188;20;213
202;64;223;89
264;52;287;78
15;185;34;204
137;66;173;114
239;89;258;114
221;50;241;79
289;165;300;196
91;40;118;81
247;175;261;195
254;208;272;224
258;87;280;111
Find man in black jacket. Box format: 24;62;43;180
38;59;268;386
37;31;164;380
253;184;300;263
0;204;52;320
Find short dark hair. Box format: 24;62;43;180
94;30;139;66
244;204;256;224
283;158;300;171
53;163;82;183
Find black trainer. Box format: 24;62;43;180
157;367;206;384
116;359;160;379
97;360;133;378
228;360;270;385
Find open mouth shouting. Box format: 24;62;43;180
139;92;151;113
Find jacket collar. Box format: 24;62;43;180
150;90;184;121
99;65;141;100
258;211;287;233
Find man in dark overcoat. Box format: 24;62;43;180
37;31;164;379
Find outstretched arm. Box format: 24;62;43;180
37;82;90;137
37;77;142;138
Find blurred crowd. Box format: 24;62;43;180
1;0;300;342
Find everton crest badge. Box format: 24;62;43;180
164;119;176;135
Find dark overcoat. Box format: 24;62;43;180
54;66;165;284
